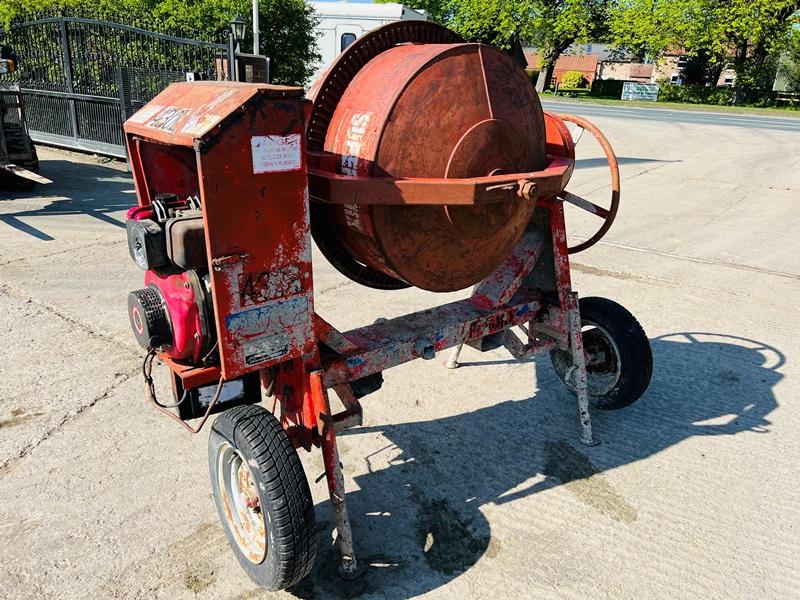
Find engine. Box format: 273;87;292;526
126;194;215;364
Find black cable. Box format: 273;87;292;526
142;350;189;410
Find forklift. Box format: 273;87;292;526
0;44;50;191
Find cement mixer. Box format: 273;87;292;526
122;22;652;591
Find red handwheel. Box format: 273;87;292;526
549;113;620;254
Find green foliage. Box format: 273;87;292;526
438;0;610;90
561;70;588;87
247;0;319;85
656;80;735;104
609;0;800;94
778;29;800;92
0;0;319;85
442;0;609;54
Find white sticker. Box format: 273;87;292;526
243;334;290;366
181;113;222;137
251;134;302;174
127;104;163;125
340;111;372;176
147;107;190;132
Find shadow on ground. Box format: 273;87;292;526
292;332;782;599
575;156;682;169
0;159;133;241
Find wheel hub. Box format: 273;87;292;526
580;322;622;396
217;443;267;564
551;321;622;397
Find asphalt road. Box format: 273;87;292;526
540;99;800;133
1;105;799;600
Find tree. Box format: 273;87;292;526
439;0;611;91
527;0;611;91
608;0;800;99
147;0;319;84
714;0;799;96
778;28;800;91
234;0;320;85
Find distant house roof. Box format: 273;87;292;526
524;53;599;74
524;51;542;69
552;54;599;75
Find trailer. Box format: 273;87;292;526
0;46;51;191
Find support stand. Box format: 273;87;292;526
309;372;362;579
565;292;597;446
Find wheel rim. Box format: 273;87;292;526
553;319;622;397
216;442;267;564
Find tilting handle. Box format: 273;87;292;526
306;153;574;206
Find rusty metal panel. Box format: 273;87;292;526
124;82;314;381
196;91;315;380
124;81;302;147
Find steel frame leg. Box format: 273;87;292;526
566;292;598;446
309;372;362;579
444;343;463;369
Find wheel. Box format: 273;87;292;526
550;297;652;410
209;405;316;591
1;122;39;192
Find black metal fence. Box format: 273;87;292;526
1;17;227;157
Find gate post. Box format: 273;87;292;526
58;17;80;142
116;66;132;166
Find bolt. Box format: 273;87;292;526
518;181;537;200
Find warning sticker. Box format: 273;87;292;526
243;334;291;366
251;134;302;174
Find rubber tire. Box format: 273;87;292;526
550;296;652;410
209;405;316;591
1;122;39;192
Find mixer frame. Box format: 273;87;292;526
263;193;599;579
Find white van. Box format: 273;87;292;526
311;2;428;79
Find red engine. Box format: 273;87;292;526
126;196;213;364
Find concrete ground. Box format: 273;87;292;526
1;106;798;600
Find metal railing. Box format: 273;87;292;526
1;17;227;157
